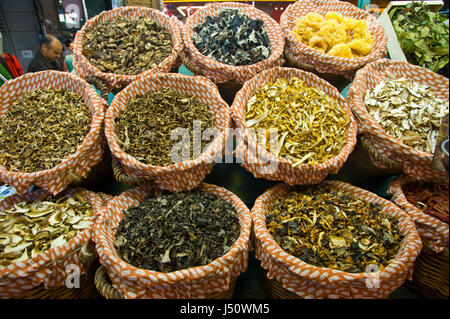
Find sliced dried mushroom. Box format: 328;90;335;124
0;192;93;269
364;74;449;153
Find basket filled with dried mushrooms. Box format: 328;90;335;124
181;2;285;104
0;188;111;299
280;0;387;83
104;72;230;192
231;66;357;185
348;58;449;183
251;181;422;299
0;71;105;195
93;183;252;299
388;176;449;299
73;6;184;99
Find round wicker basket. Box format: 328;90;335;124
405;244;449;299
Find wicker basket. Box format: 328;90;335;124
262;269;301;299
111;156;147;186
8;241;100;299
94;265;238;299
388;176;449;299
405;244;449;299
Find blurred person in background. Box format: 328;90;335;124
28;35;64;73
63;39;74;73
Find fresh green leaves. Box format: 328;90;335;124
389;1;449;72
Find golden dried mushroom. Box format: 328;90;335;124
364;74;449;153
292;12;373;58
0;88;91;173
245;77;350;166
0;193;93;269
83;16;173;75
267;185;403;273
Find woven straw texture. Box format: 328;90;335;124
388;176;449;254
348;58;449;183
252;181;422;299
93;183;252;299
0;188;108;298
231;67;357;185
0;71;105;195
280;0;387;79
104;72;230;193
73;6;184;89
182;2;285;84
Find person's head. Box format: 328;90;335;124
41;35;62;61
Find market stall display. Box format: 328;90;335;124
73;6;184;99
104;72;230;192
0;71;105;195
0;188;110;299
252;181;422;299
1;0;448;300
232;67;357;185
348;58;449;183
93;183;252;299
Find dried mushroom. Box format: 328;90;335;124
364;75;449;153
267;185;403;273
245;77;350;166
115;87;214;167
0;193;93;269
292;12;373;58
83;16;172;75
402;182;449;224
0;89;91;172
192;8;271;66
114;190;240;272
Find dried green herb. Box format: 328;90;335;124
267;185;403;273
390;1;449;72
0;88;91;172
192;8;271;66
115;87;214;167
114;190;240;272
83;16;173;75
